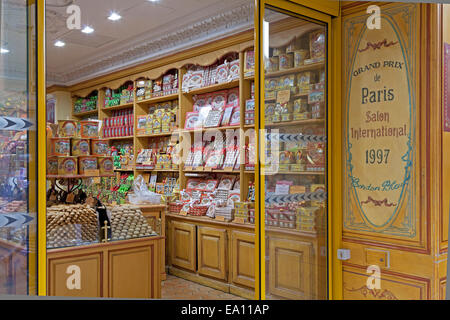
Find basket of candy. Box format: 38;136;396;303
169;202;184;214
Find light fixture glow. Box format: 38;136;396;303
81;26;94;34
54;40;66;47
0;48;10;54
108;12;122;21
147;0;160;2
263;20;269;59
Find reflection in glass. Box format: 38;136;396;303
0;0;37;295
263;7;327;300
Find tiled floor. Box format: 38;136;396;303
161;275;244;300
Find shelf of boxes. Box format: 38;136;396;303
265;61;325;78
101;102;134;112
136;93;179;105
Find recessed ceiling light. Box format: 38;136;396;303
81;26;94;34
54;40;65;47
147;0;160;2
108;12;122;21
0;47;10;54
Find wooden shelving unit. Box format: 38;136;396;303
72;109;98;118
265;61;325;78
182;79;239;95
47;174;115;179
63;20;330;300
136;93;179;105
101;102;134;112
106;136;134;140
68;44;326;222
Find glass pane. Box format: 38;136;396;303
263;7;328;300
0;0;38;295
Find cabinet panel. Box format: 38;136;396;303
48;253;103;297
197;226;227;281
268;237;314;300
0;247;10;295
109;246;155;298
343;264;429;300
170;221;196;272
231;230;255;288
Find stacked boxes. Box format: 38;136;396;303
48;120;113;176
234;202;254;221
296;206;325;232
136;100;178;136
103;109;134;138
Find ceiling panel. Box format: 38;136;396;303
46;0;253;84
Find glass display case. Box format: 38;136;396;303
0;0;38;295
262;7;328;300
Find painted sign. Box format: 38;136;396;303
445;43;450;132
344;4;417;237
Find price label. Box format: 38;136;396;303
277;89;291;104
84;169;100;176
233;217;246;224
66;193;75;203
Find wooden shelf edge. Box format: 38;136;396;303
47;174;115;179
73;109;98;117
136;131;180;138
106;136;134;140
265;61;325;78
136;93;179;104
182;79;240;95
102;102;134;111
266;118;325;127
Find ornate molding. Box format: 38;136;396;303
48;2;255;86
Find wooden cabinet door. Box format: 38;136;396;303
108;245;158;299
230;230;255;289
268;236;315;300
169;221;196;272
197;226;227;281
47;253;103;297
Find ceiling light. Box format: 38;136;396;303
108;12;122;21
147;0;160;2
54;40;65;47
81;26;94;34
0;48;10;54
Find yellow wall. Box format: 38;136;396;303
442;4;450;250
47;91;72;121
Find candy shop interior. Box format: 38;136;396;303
1;0;450;301
41;0;334;299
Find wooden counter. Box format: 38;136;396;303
139;204;167;280
47;236;162;298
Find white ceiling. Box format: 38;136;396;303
46;0;254;86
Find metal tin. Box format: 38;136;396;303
71;138;91;156
79;156;98;174
279;53;294;70
79;121;99;139
266;56;279;73
91;139;109;156
98;156;114;175
47;157;58;175
58;120;78;138
50;138;71;156
294;50;309;67
57;156;78;175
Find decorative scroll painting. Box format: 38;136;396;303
343;4;417;238
445;43;450;132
